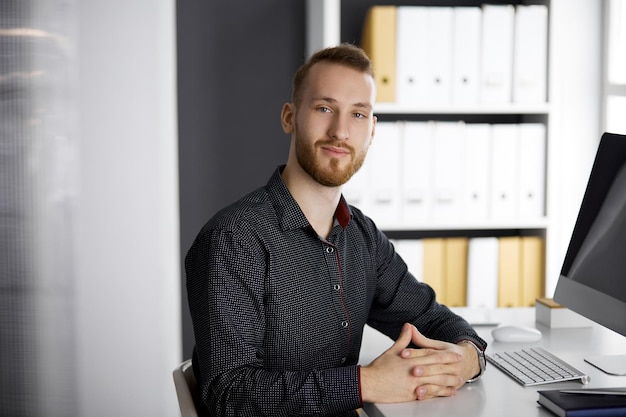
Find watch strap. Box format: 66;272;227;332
459;340;486;382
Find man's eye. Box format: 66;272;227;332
318;106;331;113
354;112;365;118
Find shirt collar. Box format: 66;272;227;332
266;166;353;231
334;195;351;228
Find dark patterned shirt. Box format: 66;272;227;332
186;166;486;417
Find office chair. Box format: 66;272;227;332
172;359;199;417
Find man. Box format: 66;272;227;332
186;43;487;417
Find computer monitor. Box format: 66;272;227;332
553;132;626;376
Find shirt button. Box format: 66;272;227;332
326;246;334;254
341;321;348;328
333;284;341;291
340;357;347;364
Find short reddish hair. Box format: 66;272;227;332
291;43;374;104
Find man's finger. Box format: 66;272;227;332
387;323;414;355
410;325;452;350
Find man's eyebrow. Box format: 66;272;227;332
354;102;373;110
312;96;337;103
312;96;373;110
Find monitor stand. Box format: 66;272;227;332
585;354;626;376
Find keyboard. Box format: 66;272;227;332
486;347;591;386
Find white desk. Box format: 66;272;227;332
359;308;626;417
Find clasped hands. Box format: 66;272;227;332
360;323;480;404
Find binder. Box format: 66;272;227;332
467;237;499;309
480;4;515;104
498;236;522;307
452;7;482;105
395;6;427;105
367;121;401;228
361;6;397;103
513;5;548;103
393;239;424;282
422;7;454;105
520;236;544;307
490;124;519;219
401;121;435;224
422;238;447;304
461;123;491;221
432;121;463;221
518;123;546;219
445;237;469;307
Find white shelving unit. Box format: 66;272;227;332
372;102;551;116
305;0;604;298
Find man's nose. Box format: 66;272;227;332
329;114;349;141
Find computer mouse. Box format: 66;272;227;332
491;325;542;343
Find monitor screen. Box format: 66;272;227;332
553;132;626;375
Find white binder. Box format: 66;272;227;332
432;121;463;222
367;121;402;228
395;6;427;105
422;7;454;105
401;121;435;225
518;123;546;219
513;5;548;103
452;7;482;105
466;237;499;309
461;123;491;221
490;124;519;219
393;239;424;281
479;4;515;104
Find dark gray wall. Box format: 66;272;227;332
177;0;306;357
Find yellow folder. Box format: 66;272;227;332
498;236;522;307
422;238;446;304
445;237;469;307
361;6;397;103
520;236;545;307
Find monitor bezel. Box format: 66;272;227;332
553;132;626;339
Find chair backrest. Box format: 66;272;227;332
172;359;199;417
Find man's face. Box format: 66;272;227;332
287;62;376;187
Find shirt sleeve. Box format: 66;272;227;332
365;229;487;350
185;226;362;417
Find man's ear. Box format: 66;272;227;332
369;115;377;147
281;102;295;134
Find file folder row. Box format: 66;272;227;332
343;120;546;229
361;4;548;105
393;236;544;308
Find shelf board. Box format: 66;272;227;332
373;102;550;115
380;218;549;232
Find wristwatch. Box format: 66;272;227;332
459;340;486;382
